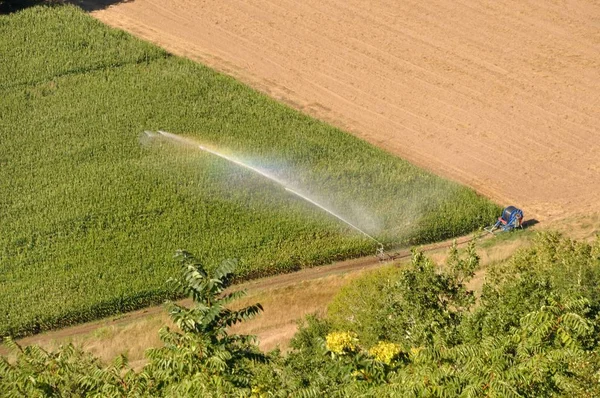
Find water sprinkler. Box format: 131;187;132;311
150;131;385;256
283;187;383;246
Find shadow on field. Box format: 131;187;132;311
0;0;130;14
71;0;132;12
522;219;539;229
0;0;48;13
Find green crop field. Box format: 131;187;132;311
0;5;500;338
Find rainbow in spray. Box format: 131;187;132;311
146;130;383;249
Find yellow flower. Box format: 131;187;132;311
369;341;402;365
326;331;359;355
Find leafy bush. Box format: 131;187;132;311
1;251;266;397
464;232;600;342
327;266;402;347
282;234;600;396
3;235;600;396
328;241;478;348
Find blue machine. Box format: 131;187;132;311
485;206;524;234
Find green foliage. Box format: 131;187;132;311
1;251;267;396
405;295;600;398
3;235;600;396
143;251;266;394
281;316;341;393
464;232;600;341
0;5;166;89
289;315;332;354
327;266;402;347
291;235;600;396
0;337;140;397
328;240;478;348
0;5;499;338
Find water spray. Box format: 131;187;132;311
148;131;384;254
283;187;382;246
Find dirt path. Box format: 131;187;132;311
84;0;600;221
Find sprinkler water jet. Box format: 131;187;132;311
152;130;384;254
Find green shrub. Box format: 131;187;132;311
328;241;478;348
464;232;600;342
3;235;600;396
327;266;402;347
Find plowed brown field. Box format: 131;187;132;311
89;0;600;221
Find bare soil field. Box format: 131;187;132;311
85;0;600;221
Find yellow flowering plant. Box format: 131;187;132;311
368;341;402;365
326;331;359;355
